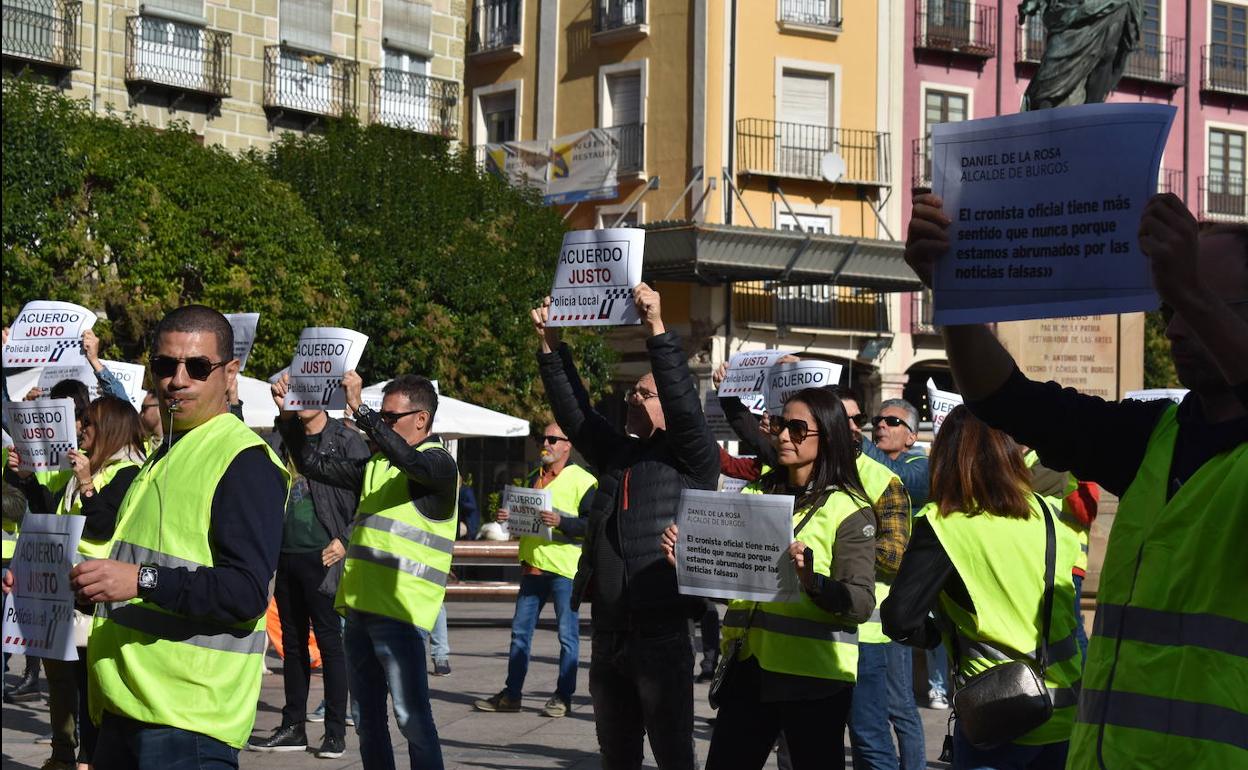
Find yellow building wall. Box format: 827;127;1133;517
463;0;540;142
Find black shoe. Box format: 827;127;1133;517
431;659;451;676
246;722;307;752
4;671;41;703
315;735;346;759
695;669;715;684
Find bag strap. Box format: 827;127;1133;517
1034;493;1057;677
745;487;832;632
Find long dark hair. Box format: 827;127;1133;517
929;405;1031;519
83;396;146;476
759;387;868;510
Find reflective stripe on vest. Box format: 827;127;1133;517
1069;405;1248;769
956;629;1082;667
855;454;906;645
346;543;450;586
357;513;457;555
96;601;265;654
724;607;859;645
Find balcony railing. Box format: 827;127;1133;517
1159;167;1183;196
1200;175;1247;222
125;16;230;98
911;289;936;334
737;118;890;186
914;1;995;58
613;122;644;174
369;70;459;138
1120;35;1185;86
263;44;357;119
594;0;645;34
779;0;841;30
1016;18;1045;64
2;0;80;69
470;0;521;53
1201;45;1248;95
911;137;932;191
734;282;889;333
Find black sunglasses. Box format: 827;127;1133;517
872;415;913;432
847;413;870;429
769;417;819;443
380;409;424;425
151;355;229;381
538;435;569;446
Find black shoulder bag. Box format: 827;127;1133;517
949;494;1058;750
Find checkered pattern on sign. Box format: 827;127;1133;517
286;378;340;407
602;288;633;300
5;338;79;365
550;288;634;322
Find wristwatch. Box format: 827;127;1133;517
353;402;373;421
137;564;158;597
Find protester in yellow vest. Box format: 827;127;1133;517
662;387;876;770
883;406;1083;768
475;421;597;718
905;196;1248;767
62;305;288;770
276;370;459;770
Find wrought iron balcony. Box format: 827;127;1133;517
737;118;891;187
469;0;521;55
613;122;644;175
593;0;645;37
911;137;932;191
1201;45;1248;95
1016;17;1045;64
369;69;459;138
1120;35;1184;86
1200;175;1247;223
734;281;889;333
125;16;230;98
914;1;995;59
1159;167;1183;196
2;0;80;69
778;0;841;31
264;44;357;119
911;289;936;334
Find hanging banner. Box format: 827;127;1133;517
225;313;260;372
2;513;85;661
675;489;799;603
547;228;645;327
500;485;553;540
765;361;844;416
3;398;77;472
282;328;369;411
3;301;96;368
484;127;622;205
718;349;797;399
927;378;963;436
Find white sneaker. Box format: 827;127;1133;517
928;689;949;710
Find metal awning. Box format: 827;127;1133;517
640;221;921;291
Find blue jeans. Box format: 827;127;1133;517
421;604;450;662
93;712;237;770
849;641;896;770
504;572;579;701
885;642;926;770
344;610;444;770
1072;573;1088;664
953;723;1068;770
927;642;949;698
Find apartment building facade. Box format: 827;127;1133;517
2;0;468;149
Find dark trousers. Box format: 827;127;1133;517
94;712;238;770
698;603;720;674
589;625;695;770
707;685;853;770
274;550;348;740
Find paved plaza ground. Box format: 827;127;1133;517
3;603;952;769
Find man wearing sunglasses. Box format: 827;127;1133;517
531;284;719;770
476;422;597;718
64;305;290;770
276;371;459;770
905;195;1248;769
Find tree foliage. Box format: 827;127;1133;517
1142;310;1179;389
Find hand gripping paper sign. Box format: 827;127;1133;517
500;485;553;540
931;103;1175;325
546;228;645;327
765;361;844;416
926;379;963;436
676;490;799;603
3;399;77;472
3;301;97;368
3;514;86;661
282;328;369;411
225;313;260;372
718;349;796;399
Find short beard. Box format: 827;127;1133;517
540;453;557;466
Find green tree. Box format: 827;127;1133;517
2;81;350;375
1142;310;1179;389
260;120;614;422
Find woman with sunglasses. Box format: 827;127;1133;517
881;406;1082;770
662;387;876;770
7;395;145;770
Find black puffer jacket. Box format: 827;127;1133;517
538;332;720;619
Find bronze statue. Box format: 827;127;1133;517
1021;0;1144;109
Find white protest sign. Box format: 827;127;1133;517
676;489;799;603
282;328;369;411
1124;388;1188;404
3;301;96;368
37;360;145;409
926;378;963;436
2;513;85;661
500;485;553;540
702;391;739;442
719;475;750;494
765;361;844;416
718;349;796;399
547;228;645;327
744;393;766;416
225;313;260;372
3;399;77;472
932;103;1175;325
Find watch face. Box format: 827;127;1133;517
138;567;157;590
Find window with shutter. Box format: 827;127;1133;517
280;0;332;52
383;0;432;56
605;72;640;127
779;70;831;177
480;91;516;143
